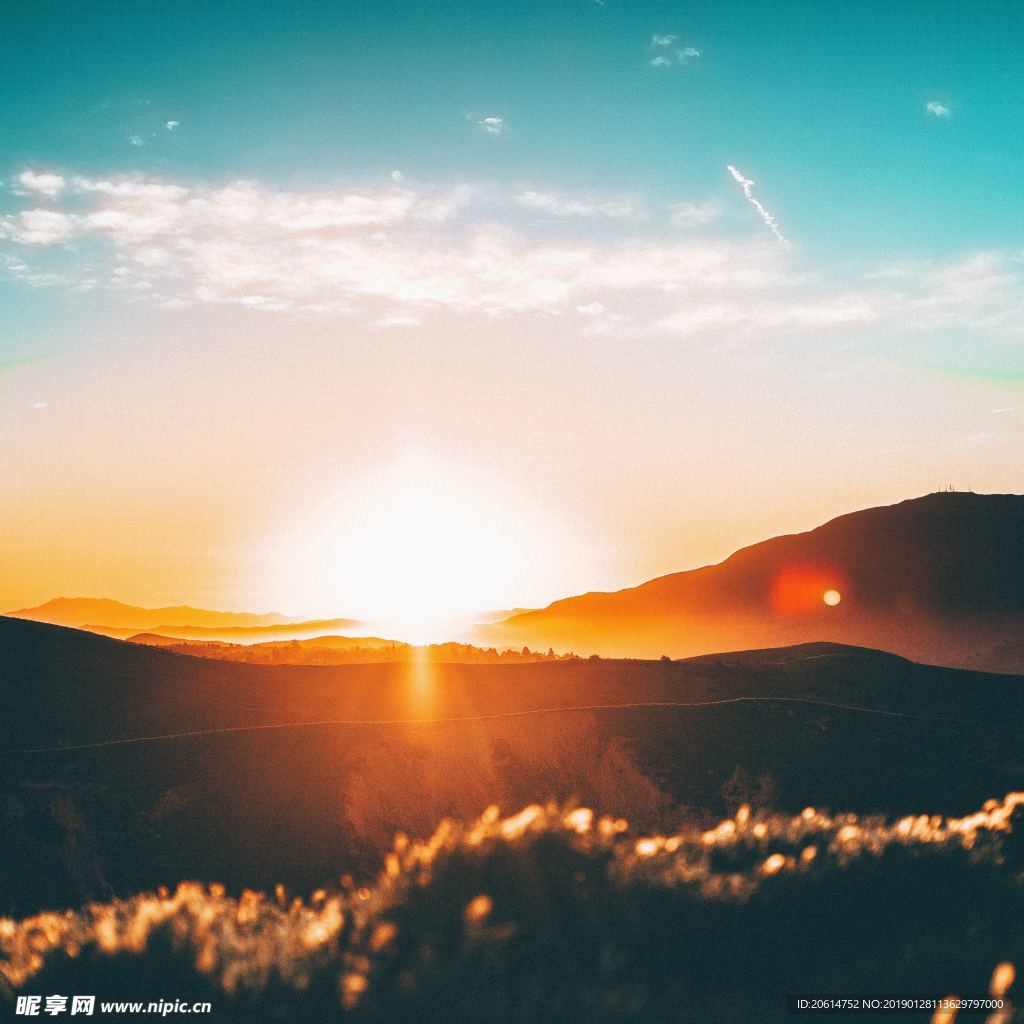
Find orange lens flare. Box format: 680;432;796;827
770;565;847;615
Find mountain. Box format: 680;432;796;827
2;615;1023;916
126;632;398;650
484;492;1024;666
5;597;297;630
5;598;363;643
87;618;364;642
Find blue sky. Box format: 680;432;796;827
1;1;1023;617
5;0;1023;255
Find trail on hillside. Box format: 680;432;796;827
4;695;1000;755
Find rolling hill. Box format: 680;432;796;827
5;598;361;642
2;615;1022;917
483;491;1024;666
5;597;300;630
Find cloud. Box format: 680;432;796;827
1;170;789;316
725;165;789;246
926;101;951;118
657;298;879;336
6;168;1024;355
390;170;404;182
515;190;640;220
478;116;506;136
165;120;180;131
17;170;66;198
669;200;721;228
1;209;76;245
649;33;701;67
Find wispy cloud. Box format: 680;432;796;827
478;116;506;136
725;165;789;247
515;190;640;220
5;169;1024;355
4;209;76;245
17;170;66;198
0;171;785;316
669;200;721;228
649;33;701;68
926;101;951;118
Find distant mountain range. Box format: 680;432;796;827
5;597;362;643
482;492;1024;668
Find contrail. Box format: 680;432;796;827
726;165;789;246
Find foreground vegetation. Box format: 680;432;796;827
2;794;1022;1022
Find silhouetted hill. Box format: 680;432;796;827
5;599;363;644
88;618;364;642
488;492;1024;665
126;632;398;651
6;597;298;630
2;616;1023;916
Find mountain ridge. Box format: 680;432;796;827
5;597;298;630
488;492;1024;666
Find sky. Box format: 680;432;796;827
2;0;1023;635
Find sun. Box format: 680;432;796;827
274;453;580;643
823;589;842;607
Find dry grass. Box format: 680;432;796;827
3;793;1023;1022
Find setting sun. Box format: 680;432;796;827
272;453;584;643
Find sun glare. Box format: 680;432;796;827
823;589;842;607
273;453;582;643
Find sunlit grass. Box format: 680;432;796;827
2;793;1022;1021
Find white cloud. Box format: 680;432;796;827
390;170;404;182
658;298;878;336
726;165;788;246
669;200;721;227
128;134;146;147
515;190;639;219
649;33;701;67
0;172;788;315
165;120;180;131
926;101;951;118
17;170;66;198
5;168;1024;353
478;116;506;136
2;209;76;245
